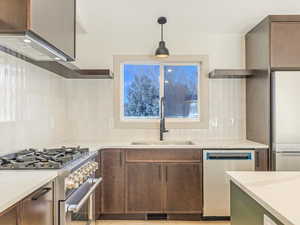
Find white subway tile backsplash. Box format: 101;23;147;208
0;52;67;153
64;78;246;142
0;51;246;152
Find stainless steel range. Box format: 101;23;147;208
0;146;101;225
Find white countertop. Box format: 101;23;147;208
0;139;267;214
228;171;300;225
0;171;57;213
64;139;268;151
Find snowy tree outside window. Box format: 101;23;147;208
122;63;200;120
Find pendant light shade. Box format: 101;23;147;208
155;17;169;58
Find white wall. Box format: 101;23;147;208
0;0;253;151
0;52;67;153
67;5;247;143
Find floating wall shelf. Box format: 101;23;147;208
209;69;254;79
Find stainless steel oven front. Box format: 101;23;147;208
60;177;102;225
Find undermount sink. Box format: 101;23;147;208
131;141;195;145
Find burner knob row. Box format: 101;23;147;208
65;162;99;190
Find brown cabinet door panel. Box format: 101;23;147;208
126;164;163;213
255;149;269;171
271;22;300;68
0;205;18;225
165;163;202;213
126;149;202;162
21;182;54;225
101;150;125;213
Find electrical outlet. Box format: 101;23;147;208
264;215;278;225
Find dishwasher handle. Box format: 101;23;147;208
206;152;252;160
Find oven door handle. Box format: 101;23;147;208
67;178;102;213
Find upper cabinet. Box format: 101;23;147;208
0;0;76;61
246;15;300;70
270;22;300;68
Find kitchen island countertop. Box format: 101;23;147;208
0;171;57;214
228;171;300;225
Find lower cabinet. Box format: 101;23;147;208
0;182;54;225
0;205;19;225
126;164;163;213
165;164;202;213
21;182;54;225
100;149;125;214
99;148;267;217
255;149;269;171
126;163;203;214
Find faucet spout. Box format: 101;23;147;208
160;97;169;141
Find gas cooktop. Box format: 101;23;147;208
0;146;89;169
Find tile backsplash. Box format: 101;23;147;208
64;78;246;143
0;52;67;153
0;51;246;153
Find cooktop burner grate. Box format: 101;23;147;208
0;146;89;169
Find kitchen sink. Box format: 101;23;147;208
131;141;195;145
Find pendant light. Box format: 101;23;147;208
155;17;169;58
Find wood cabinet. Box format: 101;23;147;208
0;182;53;225
125;149;203;214
100;149;125;214
21;183;53;225
99;148;267;217
245;15;298;169
271;22;300;68
165;164;202;213
126;164;163;213
0;204;19;225
246;15;300;70
255;149;269;171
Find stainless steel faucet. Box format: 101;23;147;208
160;97;169;141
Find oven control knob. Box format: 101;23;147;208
66;178;76;189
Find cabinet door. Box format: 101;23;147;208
271;22;300;68
101;149;125;213
255;149;268;171
0;204;19;225
126;164;163;213
21;182;53;225
165;163;202;213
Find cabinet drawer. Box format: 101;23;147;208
126;149;202;162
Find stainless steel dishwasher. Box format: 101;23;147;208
203;150;255;217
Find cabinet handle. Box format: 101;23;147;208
31;188;51;201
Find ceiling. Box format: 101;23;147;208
77;0;300;34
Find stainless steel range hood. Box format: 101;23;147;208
0;32;70;61
0;0;76;62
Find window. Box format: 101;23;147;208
122;63;199;120
114;55;209;129
123;64;160;118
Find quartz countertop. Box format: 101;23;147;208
228;171;300;225
0;139;268;214
64;139;268;151
0;171;57;214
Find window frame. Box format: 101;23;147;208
114;55;209;129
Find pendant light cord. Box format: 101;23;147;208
161;24;164;41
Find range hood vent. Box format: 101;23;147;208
0;32;70;61
0;0;76;62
